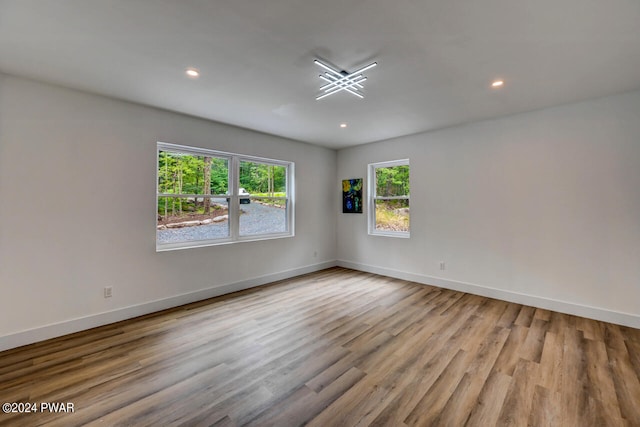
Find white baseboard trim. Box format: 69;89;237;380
0;261;337;352
337;260;640;329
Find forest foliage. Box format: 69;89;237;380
157;150;287;217
375;165;409;197
158;151;286;196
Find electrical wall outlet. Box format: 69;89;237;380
440;262;446;270
104;286;113;298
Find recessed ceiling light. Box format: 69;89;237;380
491;80;504;88
185;67;200;78
340;123;348;128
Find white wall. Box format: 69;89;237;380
2;73;638;352
0;74;337;350
337;90;640;327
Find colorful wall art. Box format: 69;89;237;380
342;178;363;213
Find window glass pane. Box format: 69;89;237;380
239;161;287;196
375;165;410;197
208;157;230;195
375;199;409;232
158;151;228;195
239;197;288;236
157;196;229;244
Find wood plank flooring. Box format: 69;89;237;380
1;267;639;426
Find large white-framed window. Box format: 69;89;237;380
156;142;294;251
368;159;410;238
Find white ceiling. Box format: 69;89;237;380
1;0;640;149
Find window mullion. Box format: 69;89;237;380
374;196;409;201
287;164;294;234
229;156;240;240
368;164;376;234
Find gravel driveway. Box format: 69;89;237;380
157;200;286;244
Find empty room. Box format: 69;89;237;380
1;1;639;426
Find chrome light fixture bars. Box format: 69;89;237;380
315;59;377;100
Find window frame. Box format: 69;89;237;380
368;159;410;238
156;142;294;251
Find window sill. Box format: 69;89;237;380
156;232;294;252
368;230;410;239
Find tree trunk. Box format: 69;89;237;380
268;165;274;197
195;166;201;209
172;171;177;216
177;163;183;215
163;153;169;218
203;156;212;214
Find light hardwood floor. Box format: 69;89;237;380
1;267;639;426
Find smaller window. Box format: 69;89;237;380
368;159;410;237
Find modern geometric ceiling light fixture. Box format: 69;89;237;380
314;59;377;100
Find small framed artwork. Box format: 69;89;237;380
342;178;363;213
